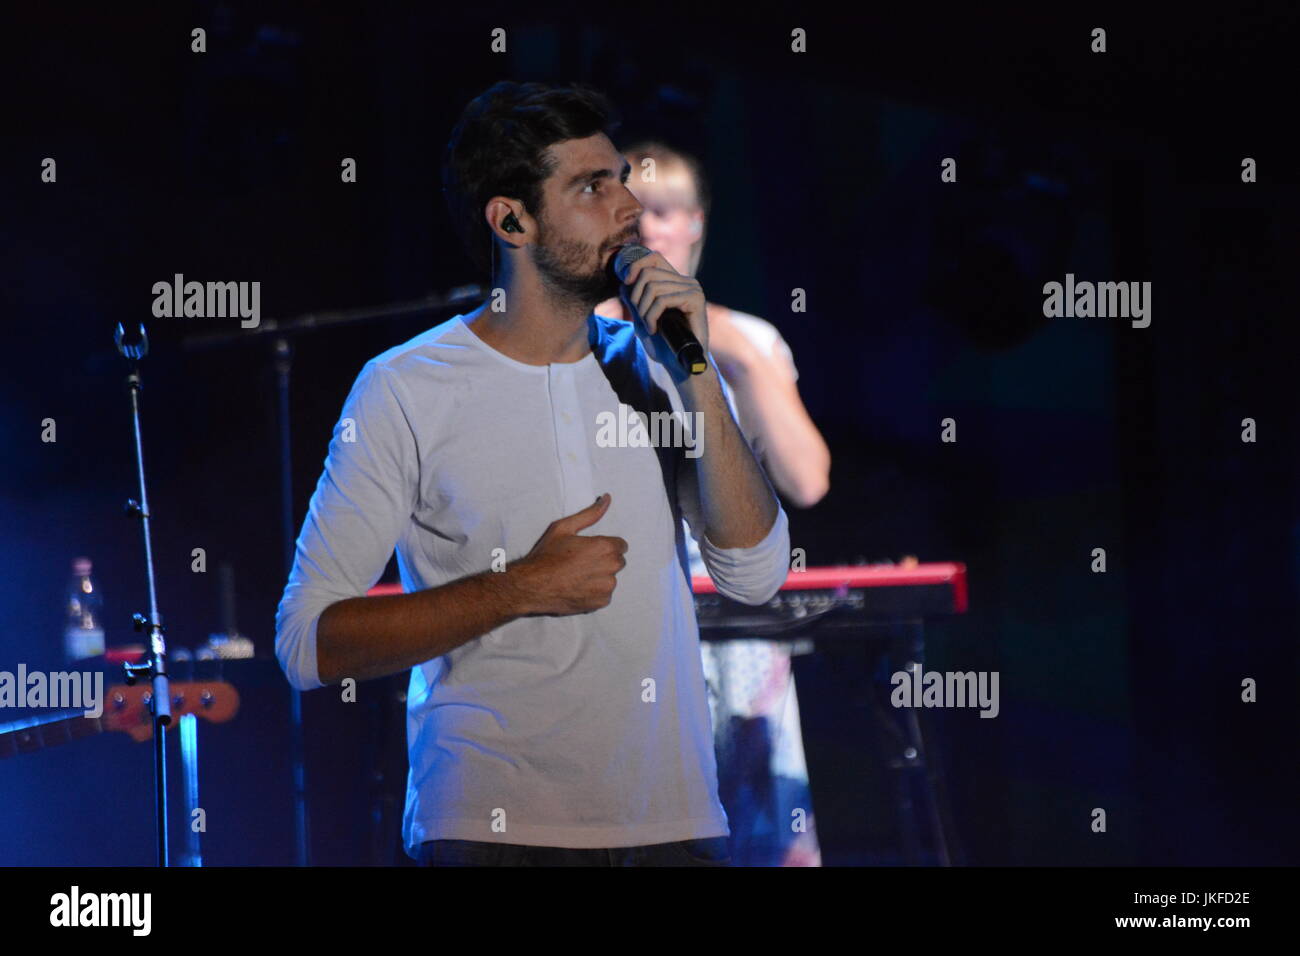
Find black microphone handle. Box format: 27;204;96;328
658;308;708;376
610;243;707;376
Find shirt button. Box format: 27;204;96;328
562;412;572;424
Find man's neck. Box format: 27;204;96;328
466;276;594;365
593;296;626;322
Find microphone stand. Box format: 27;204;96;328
114;323;172;868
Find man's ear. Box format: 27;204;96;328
487;198;529;241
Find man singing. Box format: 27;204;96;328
274;80;790;866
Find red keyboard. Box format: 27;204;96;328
692;562;967;637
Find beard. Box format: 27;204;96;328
531;220;625;309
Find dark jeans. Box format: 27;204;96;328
417;836;731;867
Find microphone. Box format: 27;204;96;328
612;244;708;376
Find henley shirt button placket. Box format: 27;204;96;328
550;365;595;513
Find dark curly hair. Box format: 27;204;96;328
442;81;622;278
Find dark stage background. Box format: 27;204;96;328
2;4;1298;866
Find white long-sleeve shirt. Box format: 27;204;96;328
275;311;790;854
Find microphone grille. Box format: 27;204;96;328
612;243;651;281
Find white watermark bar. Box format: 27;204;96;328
0;664;104;718
890;667;999;719
151;274;261;328
594;403;704;458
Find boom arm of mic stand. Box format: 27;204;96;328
180;285;486;352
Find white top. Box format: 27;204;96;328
275;312;791;854
727;309;799;381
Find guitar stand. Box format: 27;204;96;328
115;323;173;867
